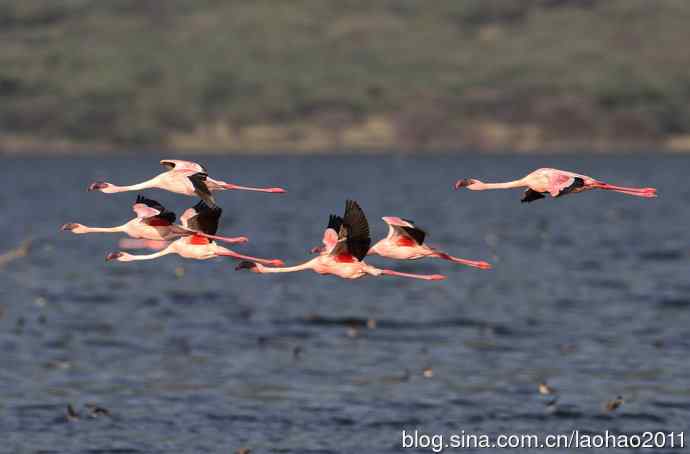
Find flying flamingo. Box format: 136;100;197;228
105;201;282;265
455;168;657;203
366;217;492;269
62;195;248;245
236;200;445;281
88;159;286;205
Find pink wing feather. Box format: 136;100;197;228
132;202;162;219
160;159;206;173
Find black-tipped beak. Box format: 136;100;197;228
454;179;471;190
235;261;257;271
105;252;122;262
88;182;108;191
61;223;77;231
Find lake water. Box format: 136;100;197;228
1;154;689;453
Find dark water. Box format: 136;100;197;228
1;154;689;453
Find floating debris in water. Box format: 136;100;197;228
423;367;434;378
66;404;80;422
538;382;556;395
235;448;251;454
604;396;624;413
34;297;47;307
175;266;185;278
366;318;377;329
544;396;559;415
45;360;72;370
346;327;359;338
292;345;302;359
85;403;111;418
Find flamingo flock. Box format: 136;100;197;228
64;161;657;282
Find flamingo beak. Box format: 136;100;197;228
235;261;257;271
61;223;78;231
454;179;472;190
88;181;109;191
105;252;122;262
310;245;324;254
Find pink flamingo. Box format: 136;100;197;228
367;217;492;269
105;201;283;265
455;168;657;203
236;200;445;281
62;196;248;244
88;159;286;205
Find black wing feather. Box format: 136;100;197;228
135;195;166;213
555;177;585;197
401;225;426;245
186;200;221;235
136;195;176;223
327;214;343;232
339;200;371;261
187;172;216;206
521;189;546;203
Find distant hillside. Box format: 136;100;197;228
2;0;690;153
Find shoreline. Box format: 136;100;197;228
3;116;690;156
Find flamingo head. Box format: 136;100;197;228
88;181;113;192
235;261;260;272
61;223;87;234
105;252;132;262
454;178;482;190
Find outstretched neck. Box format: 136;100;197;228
258;259;316;273
82;224;128;234
475;179;526;190
120;246;175;261
102;178;160;193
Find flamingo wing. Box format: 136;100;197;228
160;159;207;173
549;173;585;198
133;195;176;224
320;215;343;253
382;216;426;245
184;200;221;235
187;172;216;206
331;200;371;261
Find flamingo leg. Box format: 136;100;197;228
222;183;286;193
381;269;446;281
200;233;249;244
433;252;492;270
592;183;657;198
216;250;284;266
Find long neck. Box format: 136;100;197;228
124;246;175;261
477;179;526;190
259;259;316;273
103;178;159;193
214;245;281;266
81;224;127;233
